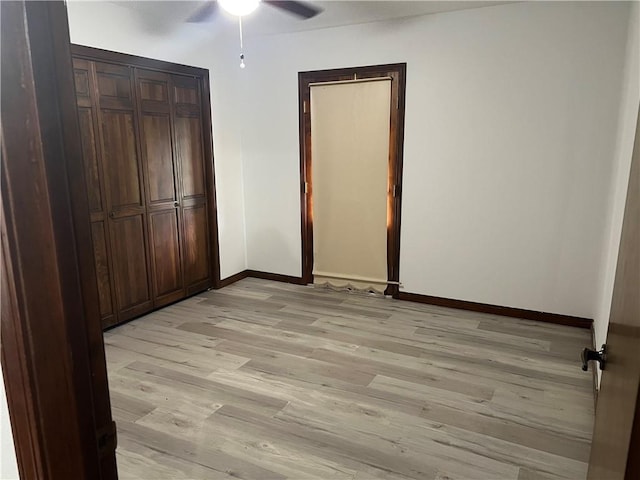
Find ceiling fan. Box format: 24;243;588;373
188;0;323;22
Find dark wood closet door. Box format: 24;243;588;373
71;46;218;330
172;74;211;294
72;58;117;327
95;62;153;320
136;69;185;307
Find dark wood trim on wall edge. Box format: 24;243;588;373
70;44;207;77
246;270;306;285
215;273;593;330
297;62;407;293
395;291;593;329
217;270;250;288
216;270;306;288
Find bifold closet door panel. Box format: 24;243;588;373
137;68;184;306
172;74;210;292
142;113;184;304
76;106;116;323
95;61;153;318
72;58;117;327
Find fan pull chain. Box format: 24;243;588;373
239;16;245;69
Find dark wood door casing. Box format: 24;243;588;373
71;45;220;329
2;1;117;477
298;64;407;295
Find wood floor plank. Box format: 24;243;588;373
137;405;359;479
105;333;250;374
116;434;229;480
109;390;156;423
122;361;290;416
215;317;360;354
211;404;439;480
104;278;594;479
178;322;316;357
310;348;495;400
369;376;593;440
117;420;286;479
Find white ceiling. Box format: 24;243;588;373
113;1;511;36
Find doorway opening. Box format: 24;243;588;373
298;63;407;296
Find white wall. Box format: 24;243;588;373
239;2;630;318
67;1;634;321
593;2;640;385
1;368;19;480
66;1;248;278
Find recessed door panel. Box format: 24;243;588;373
74;69;90;98
175;116;205;199
149;210;183;299
90;221;115;320
110;215;151;311
95;62;132;109
172;76;199;107
77;107;103;213
182;204;209;287
142;114;176;204
174;85;198;105
101;111;143;210
140;79;168;103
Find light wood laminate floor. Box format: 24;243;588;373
104;278;594;480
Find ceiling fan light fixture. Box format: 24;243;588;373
219;0;261;17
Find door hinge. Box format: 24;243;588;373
97;421;117;458
582;344;607;372
303;100;308;114
392;185;400;197
304;182;309;194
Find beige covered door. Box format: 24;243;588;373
310;78;391;293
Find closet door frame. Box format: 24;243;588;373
298;63;407;296
71;44;222;290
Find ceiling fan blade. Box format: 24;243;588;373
187;2;218;23
263;1;322;19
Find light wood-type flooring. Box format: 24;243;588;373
104;278;594;480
